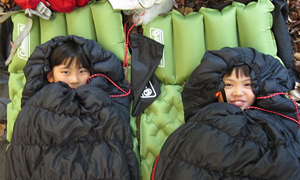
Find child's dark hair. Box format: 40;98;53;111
224;64;251;78
49;41;90;69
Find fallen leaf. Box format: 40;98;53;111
0;123;6;140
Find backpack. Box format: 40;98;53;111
14;0;91;13
0;0;91;66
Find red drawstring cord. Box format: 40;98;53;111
87;74;130;98
123;11;145;69
247;92;300;126
151;154;160;180
123;22;131;86
88;11;145;98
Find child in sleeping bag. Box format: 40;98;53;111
5;35;139;180
151;47;300;180
46;40;91;90
216;64;255;110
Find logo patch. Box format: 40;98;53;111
140;81;157;98
150;28;165;68
17;23;30;61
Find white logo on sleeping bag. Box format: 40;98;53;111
150;28;165;68
140;81;157;98
17;23;30;60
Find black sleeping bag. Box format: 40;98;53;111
5;35;139;180
151;47;300;180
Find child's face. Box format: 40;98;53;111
47;57;90;89
218;69;255;110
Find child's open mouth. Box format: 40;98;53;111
230;100;245;107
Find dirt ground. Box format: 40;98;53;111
287;0;300;53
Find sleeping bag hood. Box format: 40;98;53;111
22;35;130;117
182;47;296;123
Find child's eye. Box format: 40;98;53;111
80;69;89;73
224;83;233;89
62;71;69;74
245;83;252;88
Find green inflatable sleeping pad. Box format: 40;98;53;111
6;0;287;180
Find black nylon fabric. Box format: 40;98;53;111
0;97;10;180
21;35;131;119
0;17;12;99
5;35;139;180
271;0;299;82
130;34;163;117
152;47;300;180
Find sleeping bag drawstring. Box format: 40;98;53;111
151;154;160;180
247;92;300;126
87;74;130;97
87;12;145;98
123;11;145;69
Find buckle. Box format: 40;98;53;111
36;2;52;19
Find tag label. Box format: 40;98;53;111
140;81;157;98
17;23;30;61
150;28;165;68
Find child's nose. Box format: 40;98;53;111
70;74;80;84
233;86;244;96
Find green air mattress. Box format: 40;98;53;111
139;84;184;179
199;5;238;50
172;10;205;84
234;0;277;56
143;13;176;85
